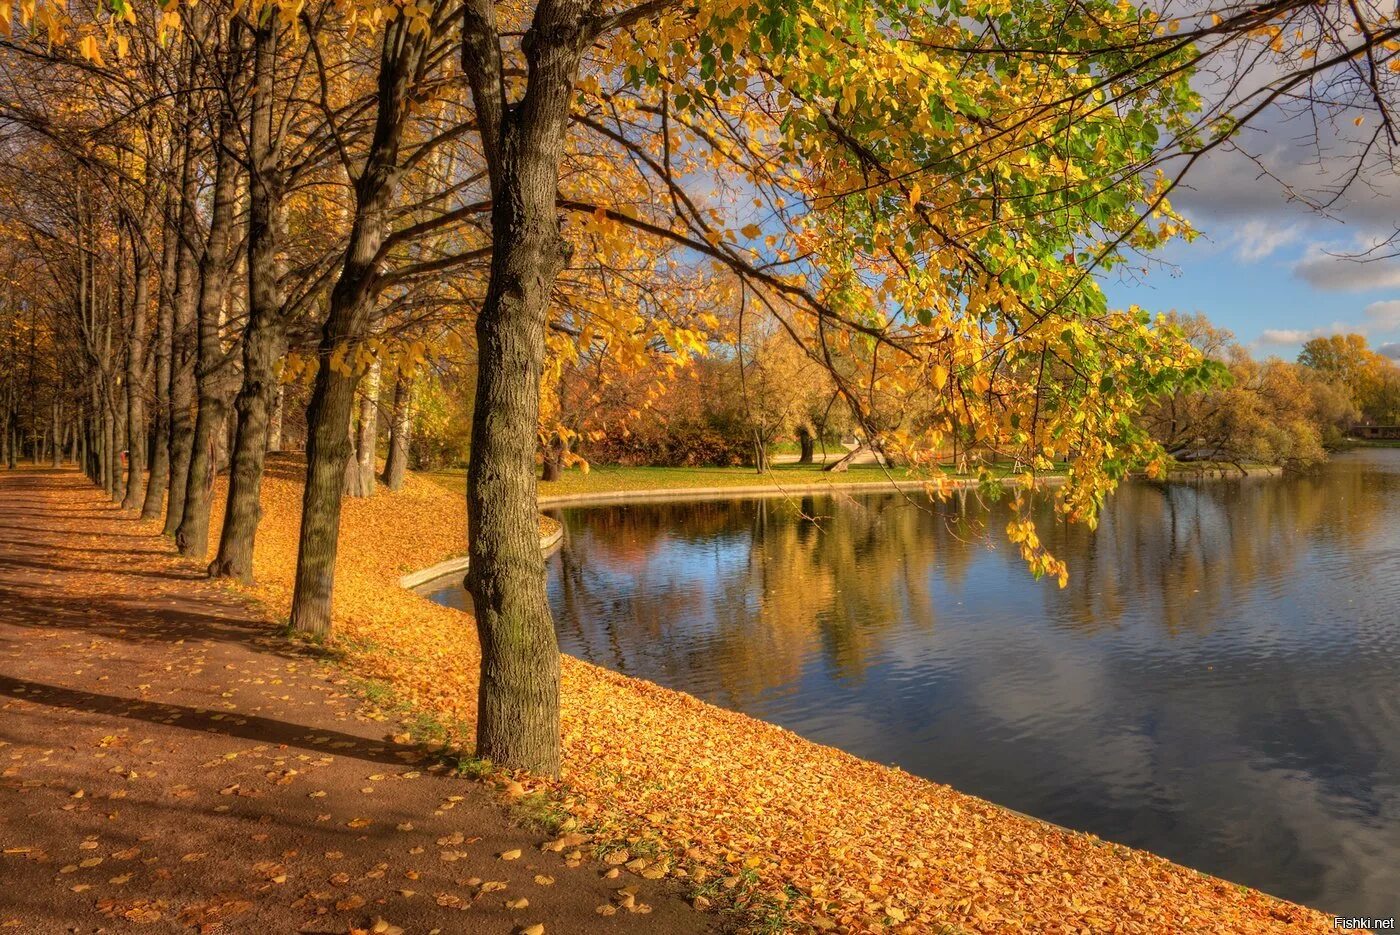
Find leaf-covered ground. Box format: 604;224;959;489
0;469;711;935
174;454;1345;935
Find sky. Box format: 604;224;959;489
1100;123;1400;363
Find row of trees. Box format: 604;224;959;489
4;0;1400;774
1140;319;1400;469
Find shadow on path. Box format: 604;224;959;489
0;673;415;767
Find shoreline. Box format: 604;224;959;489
385;461;1355;934
168;458;1342;934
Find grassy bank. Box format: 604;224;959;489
157;454;1340;935
425;460;1077;501
427;461;916;499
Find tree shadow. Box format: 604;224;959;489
0;673;426;768
0;554;204;582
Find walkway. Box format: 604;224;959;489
0;468;712;934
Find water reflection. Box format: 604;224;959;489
428;451;1400;915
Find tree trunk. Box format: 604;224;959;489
461;0;598;776
111;369;128;502
824;442;865;473
347;357;379;497
797;425;815;464
541;439;563;482
176;68;240;560
211;318;283;581
50;400;61;467
289;17;427;638
267;384;284;452
142;187;180;518
164;119;203;537
211;15;285;582
121;225;153;509
75;404;85;475
99;381;114;494
383;374;411;491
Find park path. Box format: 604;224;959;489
0;469;713;935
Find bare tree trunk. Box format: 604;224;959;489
460;0;599;776
121;222;153;508
289;18;427;638
797;425;815;464
382;374;411;491
540;436;563;482
164;113;203;537
211;15;286;582
751;430;769;473
824;443;865;473
50;400;61;467
342;412;370;496
75;404;86;475
142;187;180;518
176;61;241;560
347;357;379;497
267;384;284;452
99;381;114;495
110;363;128;501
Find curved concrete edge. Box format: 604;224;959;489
398;523;564;592
537;473;1067;509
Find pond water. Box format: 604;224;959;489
426;450;1400;916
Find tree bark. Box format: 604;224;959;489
383;374;411;490
347;357;379;497
797;425;815;464
750;429;770;473
112;372;128;501
176;58;241;559
540;439;563;482
824;443;865;472
267;384;284;452
142;183;180;517
50;400;62;467
211;13;286;582
121;219;153;509
289;17;427;638
163;110;204;537
461;0;598;776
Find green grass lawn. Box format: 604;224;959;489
417;459;1081;500
424;461;926;499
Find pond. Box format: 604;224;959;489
425;449;1400;917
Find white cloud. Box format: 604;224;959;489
1293;244;1400;292
1231;220;1300;262
1256;323;1358;345
1364;300;1400;329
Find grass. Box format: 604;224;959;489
426;461;917;498
423;460;1062;500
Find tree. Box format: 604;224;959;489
1299;333;1400;425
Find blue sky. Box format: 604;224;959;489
1100;142;1400;362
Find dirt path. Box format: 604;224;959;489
0;469;714;935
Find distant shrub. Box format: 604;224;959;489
586;426;749;467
